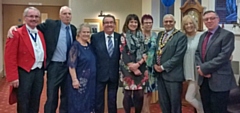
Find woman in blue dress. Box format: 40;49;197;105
67;23;96;113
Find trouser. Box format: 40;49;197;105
44;61;68;113
17;67;44;113
200;78;230;113
157;76;182;113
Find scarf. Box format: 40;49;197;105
125;30;146;61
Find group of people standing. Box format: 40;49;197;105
4;5;236;113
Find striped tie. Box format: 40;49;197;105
107;36;113;57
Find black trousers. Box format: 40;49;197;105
17;67;44;113
200;78;230;113
95;80;119;113
44;61;68;113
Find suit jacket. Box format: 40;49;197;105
195;26;236;92
154;29;187;82
37;19;77;67
91;31;121;82
4;24;47;82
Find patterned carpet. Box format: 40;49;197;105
0;77;194;113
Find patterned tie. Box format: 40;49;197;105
107;35;113;57
66;26;72;56
162;33;168;43
201;32;212;61
157;55;161;65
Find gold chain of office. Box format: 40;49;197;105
156;29;179;56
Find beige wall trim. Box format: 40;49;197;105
2;0;68;6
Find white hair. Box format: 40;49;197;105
23;7;40;17
77;23;91;37
59;6;72;14
163;14;175;22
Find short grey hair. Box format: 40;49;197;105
77;23;91;37
163;14;175;22
59;6;72;14
23;7;40;17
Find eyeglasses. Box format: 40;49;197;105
26;15;40;18
103;21;115;25
143;22;153;25
203;17;218;21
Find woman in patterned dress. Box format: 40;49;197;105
67;23;96;113
141;14;157;113
120;14;148;113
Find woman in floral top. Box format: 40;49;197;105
120;14;148;113
141;14;157;113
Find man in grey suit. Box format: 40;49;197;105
154;14;187;113
195;10;236;113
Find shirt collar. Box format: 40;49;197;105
105;33;114;38
208;26;219;34
61;21;70;29
165;28;175;35
26;24;38;33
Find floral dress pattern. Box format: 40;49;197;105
119;31;148;90
144;32;158;93
67;41;96;113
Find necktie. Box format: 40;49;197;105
107;36;113;57
66;26;71;58
157;55;161;65
201;32;212;61
162;33;168;43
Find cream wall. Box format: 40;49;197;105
69;0;142;32
2;0;68;6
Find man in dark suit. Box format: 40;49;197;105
154;14;187;113
8;6;76;113
38;6;76;113
195;10;236;113
4;7;46;113
91;15;121;113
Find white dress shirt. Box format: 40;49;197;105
26;25;44;70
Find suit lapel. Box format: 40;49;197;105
112;32;119;57
206;27;221;53
199;32;208;56
162;29;178;54
22;25;35;58
70;25;76;41
54;21;61;43
38;31;46;60
100;32;109;57
156;31;163;52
